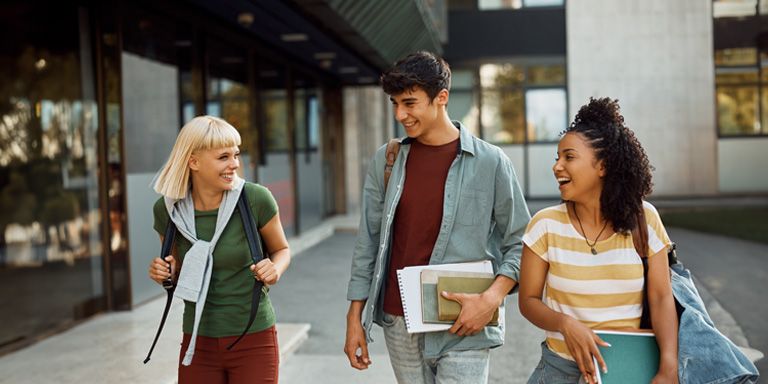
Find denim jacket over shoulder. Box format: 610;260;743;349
671;263;759;384
346;121;530;359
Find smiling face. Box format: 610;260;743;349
552;132;605;203
390;86;448;139
188;146;240;191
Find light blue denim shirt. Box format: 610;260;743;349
347;121;531;358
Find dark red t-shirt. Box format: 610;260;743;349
383;138;459;316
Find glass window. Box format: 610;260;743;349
527;64;566;85
476;61;566;144
717;86;760;135
479;0;522;10
481;89;525;144
525;89;567;142
523;0;564;6
447;90;479;136
478;0;562;9
0;2;104;349
761;50;768;81
480;63;525;88
451;69;475;90
715;48;758;66
716;67;759;84
713;0;758;17
762;86;768;133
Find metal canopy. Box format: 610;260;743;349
292;0;445;69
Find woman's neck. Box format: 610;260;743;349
191;185;223;211
570;199;603;227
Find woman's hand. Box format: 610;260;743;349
250;258;280;285
559;316;609;384
651;358;679;384
148;255;177;285
651;369;678;384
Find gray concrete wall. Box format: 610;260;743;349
567;0;717;196
343;86;393;214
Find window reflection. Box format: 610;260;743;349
480;64;525;88
257;63;294;235
525;89;566;142
717;86;759;135
447;91;479;136
448;70;479;136
715;48;757;66
713;0;758;17
479;0;563;9
477;62;567;144
482;89;525;144
206;39;252;179
0;2;103;349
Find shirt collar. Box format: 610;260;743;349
399;121;476;156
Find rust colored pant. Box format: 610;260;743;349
178;326;279;384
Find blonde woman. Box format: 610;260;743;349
148;115;290;384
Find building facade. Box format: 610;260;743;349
0;0;443;354
444;0;768;197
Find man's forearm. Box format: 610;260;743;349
347;300;366;321
482;275;517;306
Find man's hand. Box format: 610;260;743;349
344;301;371;370
442;291;500;337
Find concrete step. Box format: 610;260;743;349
277;322;311;364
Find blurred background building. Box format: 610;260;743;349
0;0;766;356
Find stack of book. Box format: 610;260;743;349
396;260;500;333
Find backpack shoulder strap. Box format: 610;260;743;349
632;208;649;260
383;138;401;191
227;187;266;350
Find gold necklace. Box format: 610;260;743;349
571;203;609;255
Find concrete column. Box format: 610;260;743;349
567;0;717;196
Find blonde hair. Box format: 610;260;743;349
153;115;242;199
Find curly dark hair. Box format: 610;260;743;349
565;97;654;233
380;51;451;101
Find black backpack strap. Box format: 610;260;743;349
226;188;266;350
143;220;177;364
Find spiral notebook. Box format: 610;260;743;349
396;260;493;333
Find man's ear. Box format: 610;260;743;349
435;89;449;106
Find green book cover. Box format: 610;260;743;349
594;330;659;384
435;275;498;324
420;270;496;324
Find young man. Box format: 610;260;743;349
344;51;530;383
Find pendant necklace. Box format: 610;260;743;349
572;203;609;255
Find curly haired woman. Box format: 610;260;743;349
519;98;678;384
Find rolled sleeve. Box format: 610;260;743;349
346;147;386;301
492;151;530;285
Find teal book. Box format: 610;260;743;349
594;330;659;384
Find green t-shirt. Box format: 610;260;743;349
153;182;279;337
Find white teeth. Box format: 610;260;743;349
557;177;570;182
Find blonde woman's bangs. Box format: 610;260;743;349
195;120;242;152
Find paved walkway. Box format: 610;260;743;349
0;208;763;383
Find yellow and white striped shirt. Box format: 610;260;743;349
522;201;671;360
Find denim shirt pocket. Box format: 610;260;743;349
456;188;488;226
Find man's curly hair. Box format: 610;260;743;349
565;97;654;233
380;51;451;101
